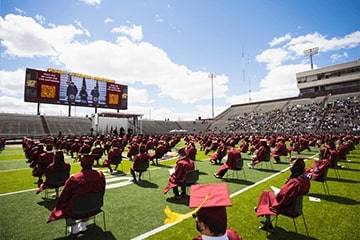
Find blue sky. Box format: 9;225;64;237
1;0;359;120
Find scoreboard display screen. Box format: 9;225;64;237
24;68;128;110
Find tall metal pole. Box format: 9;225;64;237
208;73;216;119
304;47;319;70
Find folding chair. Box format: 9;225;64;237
134;160;151;181
65;191;106;237
44;171;70;199
185;169;199;186
274;195;309;237
226;159;246;180
184;169;199;194
333;166;340;180
257;151;273;169
109;154;123;172
313;167;330;195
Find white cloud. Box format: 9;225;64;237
330;52;349;62
0;69;26;97
14;8;25;15
244;31;360;105
128;87;153;104
0;14;229;118
104;18;113;24
256;48;289;70
74;20;91;37
155;15;164;23
35;14;46;25
111;24;143;42
269;33;291;47
79;0;101;6
0;14;83;58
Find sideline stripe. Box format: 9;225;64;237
131;155;317;240
0;173;130;197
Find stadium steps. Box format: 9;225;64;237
40;115;50;135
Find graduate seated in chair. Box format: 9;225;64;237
214;140;242;179
36;150;70;198
102;141;122;174
130;144;150;182
209;142;227;165
254;157;310;232
247;139;271;169
163;148;195;200
305;146;331;181
91;143;104;166
47;154;105;235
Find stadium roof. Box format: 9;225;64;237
98;112;143;118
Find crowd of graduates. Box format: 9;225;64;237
18;131;358;238
21;132;358;183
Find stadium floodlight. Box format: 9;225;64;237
304;47;319;70
208;73;216;119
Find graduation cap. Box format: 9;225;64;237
290;156;305;169
163;183;232;225
81;154;94;167
55;151;64;160
178;147;186;156
189;183;232;229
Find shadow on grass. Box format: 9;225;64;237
267;226;318;240
223;178;254;185
339;167;360;172
37;199;57;211
255;168;279;173
273;162;290;165
309;193;360;205
152;163;173;169
135;180;158;188
165;195;190;206
198;171;208;176
327;176;360;183
54;224;114;240
113;171;127;176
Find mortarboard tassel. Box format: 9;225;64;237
164;193;210;224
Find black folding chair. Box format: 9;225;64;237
274;195;309;237
44;171;70;199
65;191;106;237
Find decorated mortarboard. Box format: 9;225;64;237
189;183;232;208
163;183;232;224
189;183;232;228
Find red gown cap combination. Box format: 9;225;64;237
190;183;242;240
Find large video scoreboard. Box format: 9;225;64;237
24;68;128;110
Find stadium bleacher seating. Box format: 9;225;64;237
0;92;359;140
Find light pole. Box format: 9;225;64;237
208;73;216;119
304;47;319;70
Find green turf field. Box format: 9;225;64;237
0;143;359;240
